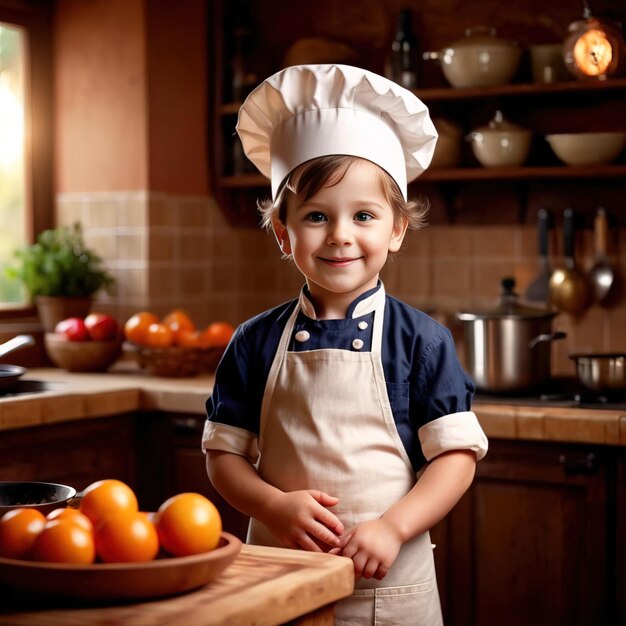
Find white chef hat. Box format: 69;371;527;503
236;64;437;201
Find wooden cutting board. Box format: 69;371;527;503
0;544;355;626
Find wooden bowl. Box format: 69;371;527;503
44;334;122;372
0;532;242;600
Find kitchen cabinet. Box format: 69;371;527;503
431;438;619;626
0;415;137;491
137;411;249;541
209;0;626;227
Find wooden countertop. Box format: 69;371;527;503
0;544;355;626
1;365;625;446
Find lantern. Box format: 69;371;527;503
563;1;626;80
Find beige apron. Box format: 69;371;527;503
249;287;443;625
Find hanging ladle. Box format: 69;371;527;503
549;208;591;314
588;207;615;305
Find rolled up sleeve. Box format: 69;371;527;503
418;411;488;461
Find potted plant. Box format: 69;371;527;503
5;223;115;331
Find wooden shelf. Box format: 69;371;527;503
219;78;626;114
219;164;626;189
413;77;626;102
420;164;626;181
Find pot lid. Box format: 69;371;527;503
457;277;557;320
449;26;519;51
473;110;529;134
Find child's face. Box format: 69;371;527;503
274;159;408;310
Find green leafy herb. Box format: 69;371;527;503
5;223;115;299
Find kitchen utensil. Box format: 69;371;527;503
0;531;242;600
0;334;35;359
549;208;591;314
457;277;566;393
467;111;532;167
570;353;626;392
546;132;626;166
525;208;553;305
0;335;35;393
0;481;78;516
423;26;521;88
588;207;615;304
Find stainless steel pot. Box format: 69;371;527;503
570;353;626;393
457;278;566;393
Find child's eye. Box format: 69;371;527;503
306;212;327;223
355;212;373;222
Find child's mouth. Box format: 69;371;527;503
319;256;362;267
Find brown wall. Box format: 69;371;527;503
51;0;626;381
54;0;148;192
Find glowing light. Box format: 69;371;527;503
0;71;24;166
573;28;613;76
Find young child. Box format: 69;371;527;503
203;64;488;625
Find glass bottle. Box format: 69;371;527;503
389;9;419;88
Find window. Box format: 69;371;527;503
0;1;53;314
0;21;27;307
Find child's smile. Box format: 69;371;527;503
276;159;408;318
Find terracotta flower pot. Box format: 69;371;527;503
35;296;92;333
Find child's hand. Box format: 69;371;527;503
330;518;402;580
262;490;344;552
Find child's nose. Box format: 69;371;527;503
326;219;353;246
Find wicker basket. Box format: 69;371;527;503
124;343;203;378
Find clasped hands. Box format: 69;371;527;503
260;489;402;580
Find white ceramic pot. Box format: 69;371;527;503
546;132;626;165
423;27;522;88
467;111;532;167
430;118;463;168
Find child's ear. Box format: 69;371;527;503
388;217;409;253
271;216;292;255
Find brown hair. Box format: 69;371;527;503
258;156;429;231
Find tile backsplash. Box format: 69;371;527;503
57;191;626;378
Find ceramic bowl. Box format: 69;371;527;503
44;334;122;372
467;111;532;167
546;132;626;166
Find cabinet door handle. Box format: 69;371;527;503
559;452;598;475
173;417;202;435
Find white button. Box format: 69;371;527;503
357;321;368;330
295;330;310;342
352;338;364;350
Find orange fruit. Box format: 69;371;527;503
175;329;202;348
31;519;95;564
94;510;159;563
144;322;174;348
79;479;139;526
162;310;195;335
124;312;159;345
155;493;222;557
200;322;235;349
0;508;46;559
46;507;93;532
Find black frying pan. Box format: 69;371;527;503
0;335;35;393
0;481;78;516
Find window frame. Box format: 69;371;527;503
0;0;54;319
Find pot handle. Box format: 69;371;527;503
529;331;567;349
